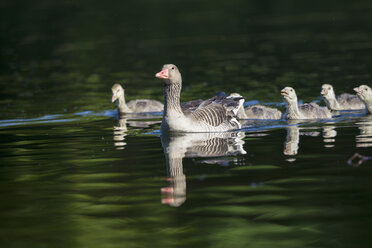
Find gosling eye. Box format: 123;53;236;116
328;87;331;90
171;66;175;70
290;89;293;92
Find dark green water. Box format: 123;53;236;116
1;1;372;247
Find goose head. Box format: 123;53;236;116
321;84;335;99
111;83;124;103
155;64;182;85
281;87;297;104
354;85;372;102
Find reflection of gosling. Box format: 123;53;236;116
113;118;128;150
322;126;337;148
111;83;163;114
283;126;299;156
355;116;372;148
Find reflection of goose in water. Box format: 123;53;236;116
160;131;246;207
322;125;337;148
113;118;128;150
283;121;321;161
283;125;300;159
113;116;161;150
355;116;372;148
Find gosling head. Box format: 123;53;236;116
229;93;242;98
111;83;124;103
354;85;372;102
155;64;182;85
320;84;335;99
281;87;297;103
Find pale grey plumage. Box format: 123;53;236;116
155;64;243;132
111;83;163;114
321;84;364;111
244;105;282;119
354;85;372;114
281;86;332;119
229;93;282;120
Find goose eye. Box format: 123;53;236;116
171;66;175;70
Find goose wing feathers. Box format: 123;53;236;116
189;96;243;127
337;93;364;109
181;99;204;115
299;102;331;118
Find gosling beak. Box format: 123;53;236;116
281;89;289;97
320;89;326;96
354;87;361;94
112;94;118;103
155;68;169;79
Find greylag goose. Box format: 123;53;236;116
321;84;364;111
111;83;164;114
230;93;282;119
281;87;332;119
155;64;243;132
354;85;372;114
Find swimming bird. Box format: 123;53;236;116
281;87;332;119
111;83;164;114
354;85;372;114
321;84;364;111
155;64;243;132
230;93;282;119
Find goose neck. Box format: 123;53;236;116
164;82;183;115
118;94;132;113
286;99;302;119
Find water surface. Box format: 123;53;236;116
1;1;372;247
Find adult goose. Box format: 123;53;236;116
155;64;243;132
281;87;332;119
321;84;364;111
111;83;164;114
230;93;282;119
354;85;372;114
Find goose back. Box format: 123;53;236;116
245;105;282;119
336;93;365;110
127;99;164;113
299;103;332;119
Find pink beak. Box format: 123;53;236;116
155;68;169;79
161;187;174;193
354;87;361;94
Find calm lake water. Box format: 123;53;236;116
1;1;372;247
